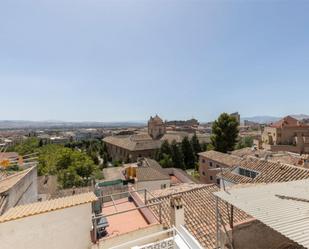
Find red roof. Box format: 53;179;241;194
270;116;300;128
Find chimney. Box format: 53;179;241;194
170;195;185;228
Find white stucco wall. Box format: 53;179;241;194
136;179;170;191
94;224;163;249
0;203;93;249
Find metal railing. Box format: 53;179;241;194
92;188;163;242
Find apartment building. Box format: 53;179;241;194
198;150;242;184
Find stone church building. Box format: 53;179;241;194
103;115;210;163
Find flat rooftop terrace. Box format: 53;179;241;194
103;198;149;236
93;189;163;241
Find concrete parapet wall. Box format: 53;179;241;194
94;224;164;249
4;166;38;212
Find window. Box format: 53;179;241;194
216;164;220;168
210;176;213;181
202;171;206;176
202;159;206;163
161;184;167;189
209;162;213;167
216;179;220;185
237;167;259;179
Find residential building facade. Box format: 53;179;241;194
198;150;242;184
261;116;309;154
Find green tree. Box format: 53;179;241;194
160;140;171;155
156;140;171;161
207;143;215;151
9;138;101;188
37;144;67;175
211;113;239;153
101;142;111;162
56;150;96;188
170;140;185;169
8;137;39;155
38;139;44;147
190;133;201;159
201;142;208;152
181;136;195;169
236;136;254;149
159;153;173;168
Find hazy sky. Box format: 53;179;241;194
1;0;309;122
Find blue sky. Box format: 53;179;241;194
0;0;309;122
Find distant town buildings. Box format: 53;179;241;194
165;118;199;127
260;115;309;154
230;112;241;124
103;115;210;162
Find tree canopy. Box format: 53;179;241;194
236;136;254;149
190;133;202;158
211;113;239;153
156;135;203;170
8;138;103;188
170;140;185;170
181;136;196;169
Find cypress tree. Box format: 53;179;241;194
170;140;185;169
181;136;195;169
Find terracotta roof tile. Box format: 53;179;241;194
270;116;301;128
148;184;249;248
199;150;242;167
219;157;309;184
136;167;170;181
0;192;97;223
103;135;161;151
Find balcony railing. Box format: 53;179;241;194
109;226;204;249
92;188;163;242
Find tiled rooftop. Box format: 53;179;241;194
0;192;97;223
270;115;301;128
148;184;249;248
231;148;307;168
103;135;161;151
198;150;242;167
230;147;270;158
104;132;210;151
136;167;170;181
219;156;309;184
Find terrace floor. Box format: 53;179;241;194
102;198;149;237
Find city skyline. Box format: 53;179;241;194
1;1;309;122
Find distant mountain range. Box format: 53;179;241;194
1;114;309;129
0;120;146;129
242;114;309;124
